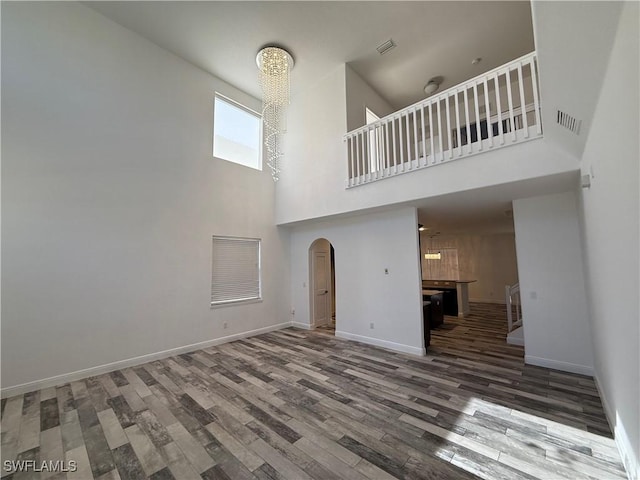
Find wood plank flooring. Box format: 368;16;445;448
1;303;627;479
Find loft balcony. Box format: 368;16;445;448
344;52;542;188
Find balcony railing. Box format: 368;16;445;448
505;282;523;333
344;52;542;188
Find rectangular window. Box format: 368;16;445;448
211;236;261;306
213;94;262;171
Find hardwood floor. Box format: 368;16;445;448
1;303;627;479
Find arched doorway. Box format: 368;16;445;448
309;238;336;332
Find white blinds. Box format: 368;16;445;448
211;236;261;305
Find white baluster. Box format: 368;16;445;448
356;131;362;183
413;108;419;168
375;124;381;177
463;88;471;154
385;120;391;175
350;135;355;186
454;90;462;156
473;82;482;151
420;107;427;166
399;116;405;172
392;117;398;175
405;113;412;170
445;93;453;159
483;78;493;148
530;56;542;135
517;63;529;138
506;68;516;142
365;126;371;182
494;73;504;145
436;98;444;162
428;103;435;164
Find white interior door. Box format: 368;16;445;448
313;251;330;326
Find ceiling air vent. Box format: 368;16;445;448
557;109;582;135
376;39;396;55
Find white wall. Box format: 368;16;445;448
276;59;580;225
421;233;519;303
532;1;623;159
513;191;594;375
275;64;348;225
577;3;639;477
345;65;395;131
1;2;290;393
289;207;425;355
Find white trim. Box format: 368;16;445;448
291;321;313;330
214;91;261;117
524;355;594;376
212;94;263;170
594;375;639;480
506;326;524;346
210;298;263;309
335;330;425;356
0;322;290;399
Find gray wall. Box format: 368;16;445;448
1;2;290;391
513;191;594;375
577;3;639;476
289;208;425;355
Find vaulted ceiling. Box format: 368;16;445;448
85;2;624;235
88;1;534;110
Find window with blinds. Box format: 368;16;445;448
211;236;261;306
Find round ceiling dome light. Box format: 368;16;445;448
423;76;443;96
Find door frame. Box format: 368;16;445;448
309;238;334;329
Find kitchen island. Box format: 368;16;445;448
422;290;444;328
422;279;476;317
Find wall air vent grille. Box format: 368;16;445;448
557;109;582;135
376;39;396;55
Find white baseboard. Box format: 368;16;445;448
506;326;524;346
524;355;594;377
506;336;524;346
0;322;291;399
291;321;313;330
594;375;639;480
335;330;425;356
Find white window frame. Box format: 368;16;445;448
211;235;262;308
213;93;263;171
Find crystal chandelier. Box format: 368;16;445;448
256;46;294;181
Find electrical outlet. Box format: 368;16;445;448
290;308;295;315
223;321;228;329
384;268;389;275
370;322;374;329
